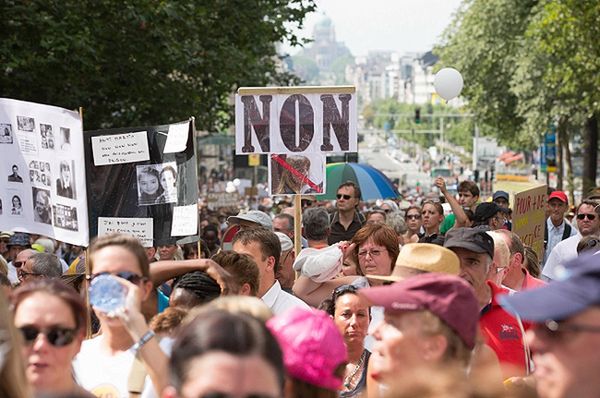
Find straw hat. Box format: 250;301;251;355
367;243;460;282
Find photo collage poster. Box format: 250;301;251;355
0;98;89;246
84;120;199;246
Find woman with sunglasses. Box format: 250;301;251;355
11;278;91;397
402;205;422;244
323;284;371;398
73;233;169;397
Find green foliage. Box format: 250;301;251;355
436;0;599;152
0;0;316;130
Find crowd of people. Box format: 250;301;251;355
1;177;600;398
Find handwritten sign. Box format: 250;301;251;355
163;122;189;153
98;217;153;247
171;205;198;236
235;86;357;155
206;192;240;210
91;131;150;166
512;185;547;261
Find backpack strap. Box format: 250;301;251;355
562;223;572;241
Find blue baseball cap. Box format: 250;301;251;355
501;253;600;322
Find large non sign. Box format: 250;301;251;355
235;89;357;155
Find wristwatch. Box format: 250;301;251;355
130;330;155;355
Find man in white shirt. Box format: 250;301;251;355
543;191;577;266
543;200;600;281
233;227;309;315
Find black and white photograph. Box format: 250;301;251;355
40;123;55;149
10;194;23;216
53;203;78;231
16;115;35;131
8;164;23;183
136;162;178;205
56;160;76;199
28;160;51;187
32;187;52;225
60;127;71;151
0;123;13;144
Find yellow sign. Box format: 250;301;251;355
512;185;547;261
248;154;260;166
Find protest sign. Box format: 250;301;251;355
84;119;198;244
268;153;325;195
206;192;240;210
235;86;357;155
0;98;89;246
512;184;547;260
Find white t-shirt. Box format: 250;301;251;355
73;334;172;398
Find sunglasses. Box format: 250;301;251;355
577;213;597;220
19;326;77;347
537;319;600;341
18;270;42;279
301;200;313;206
336;194;353;200
89;271;144;284
406;214;421;220
333;284;358;298
13;260;25;268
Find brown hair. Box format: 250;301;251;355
418;310;472;366
212;251;260;296
232;227;281;274
422;200;444;216
150;306;188;336
0;292;30;398
458;180;480;197
351;223;400;275
523;246;540;278
11;278;87;331
338;181;362;201
89;233;150;278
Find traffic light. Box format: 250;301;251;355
414;108;421;124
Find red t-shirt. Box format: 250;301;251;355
521;269;546;290
479;281;531;378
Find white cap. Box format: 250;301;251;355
275;232;293;252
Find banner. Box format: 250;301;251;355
512;184;547;261
84;119;198;245
235;86;357;155
0;98;89;246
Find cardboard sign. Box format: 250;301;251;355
235;86;357;155
512;185;547;260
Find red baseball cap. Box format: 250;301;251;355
359;273;479;349
548;191;568;204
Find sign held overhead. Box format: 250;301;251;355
235;86;357;155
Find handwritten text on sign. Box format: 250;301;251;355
98;217;153;247
91;131;150;166
235;90;357;155
512;185;547;261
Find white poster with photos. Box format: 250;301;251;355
0;98;89;246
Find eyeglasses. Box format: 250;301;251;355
358;249;385;258
336;194;353;200
536;319;600;341
406;214;421;220
89;271;144;284
13;260;25;268
19;326;77;347
198;393;279;398
301;199;313;207
577;213;597;220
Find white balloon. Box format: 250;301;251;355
434;67;464;101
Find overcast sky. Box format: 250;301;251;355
285;0;464;56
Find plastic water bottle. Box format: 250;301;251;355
89;274;128;315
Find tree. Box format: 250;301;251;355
0;0;316;131
437;0;600;193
